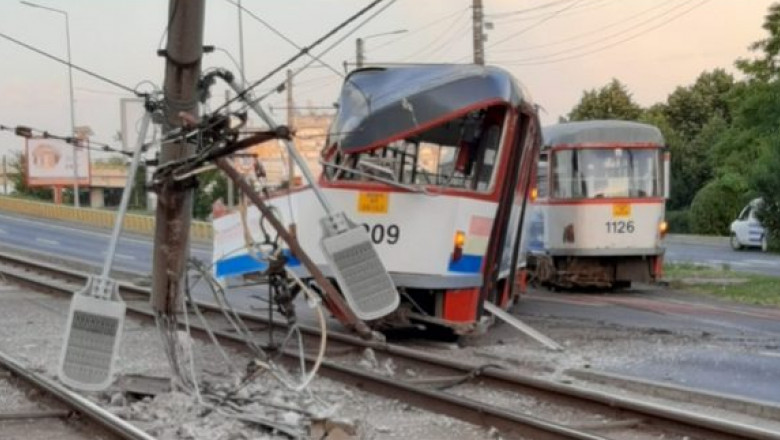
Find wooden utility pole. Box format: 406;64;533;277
151;0;206;314
286;69;295;187
472;0;485;65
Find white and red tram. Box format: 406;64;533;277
212;65;541;334
526;120;670;288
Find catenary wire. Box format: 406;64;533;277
224;0;344;80
501;0;712;66
0;31;139;95
490;0;677;55
211;0;389;116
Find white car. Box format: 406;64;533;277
730;198;768;252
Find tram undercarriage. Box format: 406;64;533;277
529;254;662;289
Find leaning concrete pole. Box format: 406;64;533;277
151;0;206;315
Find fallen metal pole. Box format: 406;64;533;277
215;158;373;339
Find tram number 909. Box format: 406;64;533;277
605;220;635;234
361;223;400;245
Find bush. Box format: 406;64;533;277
752;142;780;252
665;209;691;233
689;174;751;235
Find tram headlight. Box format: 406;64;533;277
530;187;538;202
659;221;668;238
453;230;465;261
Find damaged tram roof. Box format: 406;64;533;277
328;64;533;154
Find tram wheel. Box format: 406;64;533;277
613;280;631;290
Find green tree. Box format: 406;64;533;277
568;79;642;121
192;169;229;220
736;3;780;81
9;152;52;200
662;69;735;141
752;147;780;248
689;173;751;235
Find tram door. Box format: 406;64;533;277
480;111;534;312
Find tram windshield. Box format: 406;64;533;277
551;147;662;199
324;106;507;193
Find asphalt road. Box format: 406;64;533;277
1;211;778;277
0;212;212;274
516;289;780;404
664;238;780;277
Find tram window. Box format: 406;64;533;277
552;148;662;199
326;106;507;192
536;156;548;198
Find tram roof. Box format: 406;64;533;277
329;64;531;154
542;120;665;148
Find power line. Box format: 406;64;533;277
486;0;585;50
397;7;471;62
0;31;138;95
499;0;711;66
369;6;471;53
489;0;612;24
232;0;397;111
491;0;678;55
0;123;135;157
212;0;390;116
485;0;581;18
224;0;344;79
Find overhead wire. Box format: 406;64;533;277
368;6;471;53
211;0;389;117
485;0;582;18
485;0;586;50
490;0;678;55
0;123;137;157
0;31;139;95
224;0;344;80
497;0;710;66
247;0;398;108
397;7;472;62
488;0;613;24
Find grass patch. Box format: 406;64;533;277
664;262;780;306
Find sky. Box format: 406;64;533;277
0;0;775;157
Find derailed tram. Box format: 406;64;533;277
213;65;541;335
525;120;670;289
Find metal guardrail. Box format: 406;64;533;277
0;195;212;242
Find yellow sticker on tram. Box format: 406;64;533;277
612;203;632;218
357;192;389;214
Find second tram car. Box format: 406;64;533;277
213;64;541;334
526;120;669;288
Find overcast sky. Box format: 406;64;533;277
0;0;775;156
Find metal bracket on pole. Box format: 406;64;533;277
58;111;153;391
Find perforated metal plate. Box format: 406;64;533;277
321;226;399;320
58;293;125;391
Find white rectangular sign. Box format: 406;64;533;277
26;137;90;186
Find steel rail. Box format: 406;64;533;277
0;349;155;440
0;249;779;439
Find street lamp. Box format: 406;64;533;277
21;0;80;208
356;29;407;68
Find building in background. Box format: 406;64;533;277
249;112;332;187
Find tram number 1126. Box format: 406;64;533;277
361;223;400;245
605;220;635;234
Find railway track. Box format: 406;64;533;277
0;249;778;440
0;345;153;440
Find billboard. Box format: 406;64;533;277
26;137;90;186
